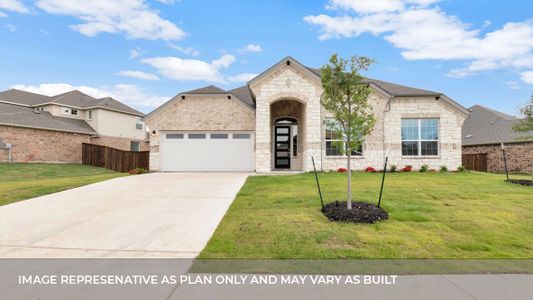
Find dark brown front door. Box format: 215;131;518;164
274;126;290;169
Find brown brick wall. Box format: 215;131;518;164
462;142;533;173
0;125;91;163
89;135;149;152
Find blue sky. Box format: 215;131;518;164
0;0;532;115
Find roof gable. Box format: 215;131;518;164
0;89;51;106
249;56;322;88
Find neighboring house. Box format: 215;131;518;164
462;105;533;173
0;89;147;163
145;56;469;172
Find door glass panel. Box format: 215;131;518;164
276;136;289;142
276;143;289;150
233;133;251;139
276;159;289;165
276;128;289;134
188;134;206;139
276;151;289;157
210;133;228;139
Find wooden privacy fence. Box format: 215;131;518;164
462;153;488;172
82;143;149;173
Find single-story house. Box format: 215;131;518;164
462;105;533;173
145;56;469;172
0;89;148;163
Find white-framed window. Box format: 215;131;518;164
233;133;251;139
189;133;206;139
401;119;439;156
325;119;363;156
211;133;229;139
135;116;143;130
87;110;92;120
166;133;183;139
71;109;78;116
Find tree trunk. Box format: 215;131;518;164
347;151;352;210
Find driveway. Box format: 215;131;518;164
0;172;249;258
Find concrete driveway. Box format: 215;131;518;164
0;172;249;258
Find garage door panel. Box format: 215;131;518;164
160;132;254;171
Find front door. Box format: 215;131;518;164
274;126;291;169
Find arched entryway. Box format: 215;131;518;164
270;99;305;170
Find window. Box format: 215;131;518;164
61;107;70;115
211;133;228;139
325;119;363;156
71;109;78;116
135;117;143;130
233;133;251;139
166;133;183;139
189;133;206;139
130;141;140;152
401;119;439;156
87;110;92;120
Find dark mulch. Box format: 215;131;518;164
506;179;533;186
322;201;388;224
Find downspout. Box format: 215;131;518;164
1;143;13;163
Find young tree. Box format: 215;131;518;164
321;54;377;210
513;93;533;133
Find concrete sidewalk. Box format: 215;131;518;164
0;172;249;258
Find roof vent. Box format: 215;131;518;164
465;134;473;139
286;60;291;66
181;95;185;100
32;108;42;114
228;95;231;99
490;121;496;125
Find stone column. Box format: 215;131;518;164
255;96;271;172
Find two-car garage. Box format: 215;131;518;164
159;131;255;171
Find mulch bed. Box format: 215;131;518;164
322;201;388;224
506;179;533;186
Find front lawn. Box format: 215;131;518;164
0;163;127;206
200;172;533;259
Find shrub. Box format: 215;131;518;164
401;165;412;172
457;165;466;172
389;164;397;172
129;168;148;175
420;164;429;172
337;168;347;173
428;169;436;172
440;165;448;172
365;167;376;173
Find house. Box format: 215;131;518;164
145;56;469;172
0;89;147;163
462;105;533;173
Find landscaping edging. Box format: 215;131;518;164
506;179;533;186
322;201;388;224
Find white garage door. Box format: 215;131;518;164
160;132;255;171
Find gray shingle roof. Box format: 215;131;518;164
462;105;533;146
0;103;97;135
0;89;52;106
0;89;144;116
306;67;440;96
229;85;255;108
183;85;227;94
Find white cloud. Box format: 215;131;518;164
0;11;7;17
155;0;177;4
167;43;199;56
141;54;236;83
4;23;15;31
241;44;262;53
504;81;520;90
227;73;258;83
520;71;533;85
305;0;533;82
130;49;141;59
0;0;30;13
115;70;159;81
35;0;186;40
11;83;168;112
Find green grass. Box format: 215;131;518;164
0;163;127;206
200;172;533;259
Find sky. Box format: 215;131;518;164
0;0;532;115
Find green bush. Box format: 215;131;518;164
136;167;149;174
389;164;397;172
440;165;448;172
457;165;466;172
420;164;429;172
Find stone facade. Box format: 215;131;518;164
89;135;149;152
251;64;323;172
0;125;90;163
463;142;533;173
144;94;255;171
